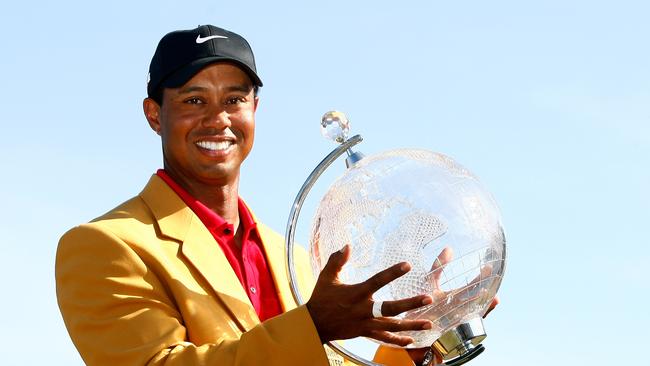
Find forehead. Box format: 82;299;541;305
184;62;254;88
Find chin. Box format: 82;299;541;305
197;168;238;184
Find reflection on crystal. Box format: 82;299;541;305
381;211;447;300
310;149;506;348
321;111;350;143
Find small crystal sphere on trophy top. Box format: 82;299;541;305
285;111;507;366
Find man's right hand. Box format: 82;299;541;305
306;245;434;347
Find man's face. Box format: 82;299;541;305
145;63;258;188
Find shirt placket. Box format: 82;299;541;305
242;229;260;307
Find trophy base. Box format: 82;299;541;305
432;317;487;366
444;344;484;366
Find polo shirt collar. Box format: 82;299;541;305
156;169;257;239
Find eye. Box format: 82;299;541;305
184;97;204;105
226;96;246;105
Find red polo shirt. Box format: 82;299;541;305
157;170;283;321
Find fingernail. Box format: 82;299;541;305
339;245;348;254
400;262;410;272
422;296;433;305
422;321;433;330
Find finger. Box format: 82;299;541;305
320;244;351;282
468;264;493;288
369;317;433;333
483;296;499;318
360;261;411;295
406;348;431;365
435;352;443;364
379;295;433;317
457;264;494;303
430;247;453;288
366;330;415;347
441;264;494;309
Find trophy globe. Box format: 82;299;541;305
286;111;506;366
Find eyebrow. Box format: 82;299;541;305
223;84;254;93
177;84;253;95
177;85;209;94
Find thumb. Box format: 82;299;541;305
430;247;453;287
320;244;350;281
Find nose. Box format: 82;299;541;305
202;106;232;130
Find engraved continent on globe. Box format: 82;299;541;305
310;149;506;348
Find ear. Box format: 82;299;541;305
253;96;260;112
143;98;162;136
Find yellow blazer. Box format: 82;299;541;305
56;175;412;366
56;175;336;365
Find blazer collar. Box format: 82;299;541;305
139;175;192;241
139;175;260;331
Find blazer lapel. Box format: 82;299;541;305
139;175;260;331
256;222;319;312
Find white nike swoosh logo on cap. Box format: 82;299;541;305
196;35;228;44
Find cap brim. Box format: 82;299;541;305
162;56;263;89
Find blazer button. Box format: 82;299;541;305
249;286;257;294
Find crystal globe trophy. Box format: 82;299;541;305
286;111;506;366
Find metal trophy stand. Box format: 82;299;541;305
285;111;488;366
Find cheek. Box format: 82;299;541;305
160;118;193;155
230;110;255;136
245;117;255;135
241;110;256;134
161;110;193;137
242;120;255;144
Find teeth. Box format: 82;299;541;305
196;140;232;151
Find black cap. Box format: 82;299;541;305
147;25;262;98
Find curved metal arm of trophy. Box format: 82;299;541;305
285;133;382;366
286;111;378;365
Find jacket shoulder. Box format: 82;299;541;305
91;195;153;226
65;195;155;241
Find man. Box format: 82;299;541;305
56;25;445;366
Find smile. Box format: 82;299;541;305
195;140;233;151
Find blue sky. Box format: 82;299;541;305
1;1;648;365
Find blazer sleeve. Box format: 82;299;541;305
374;346;417;366
56;224;330;366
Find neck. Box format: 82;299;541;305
163;167;241;231
194;184;241;229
